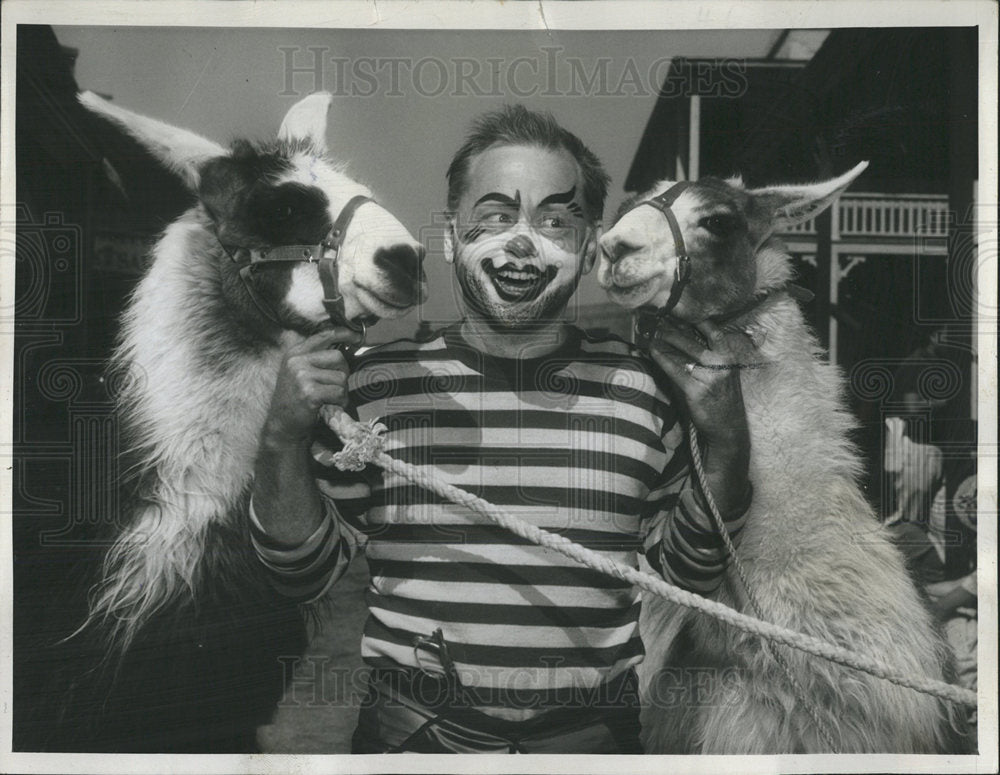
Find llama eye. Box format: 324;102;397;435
699;213;738;237
275;204;294;219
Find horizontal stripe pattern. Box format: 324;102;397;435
363;615;645;668
372;540;638;567
249;499;355;604
251;324;748;703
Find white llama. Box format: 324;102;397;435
597;164;970;753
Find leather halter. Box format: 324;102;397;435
222;194;373;339
627;180;694;316
623;181;815;342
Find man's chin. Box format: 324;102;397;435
485;314;556;332
477;294;575;331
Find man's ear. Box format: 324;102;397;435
443;217;457;265
581;223;603;275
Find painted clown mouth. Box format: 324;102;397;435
483;261;557;302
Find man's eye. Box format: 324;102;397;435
483;212;514;225
540;215;566;229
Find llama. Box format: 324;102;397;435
51;92;425;750
597;164;971;753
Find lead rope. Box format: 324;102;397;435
318;405;977;709
685;424;840;751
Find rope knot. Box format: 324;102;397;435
329;417;387;471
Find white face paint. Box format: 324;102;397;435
448;144;597;329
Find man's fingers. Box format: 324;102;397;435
653;318;745;364
293;329;340;353
691;318;733;349
302;366;348;385
303;348;350;369
651;324;705;363
296;378;350;407
291;327;364;354
648;343;701;386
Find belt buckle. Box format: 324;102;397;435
412;628;459;683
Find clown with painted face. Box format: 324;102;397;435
253;105;752;755
446;142;599;334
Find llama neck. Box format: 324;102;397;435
116;213;285;507
734;295;863;485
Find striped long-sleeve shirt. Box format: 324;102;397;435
251;323;748;708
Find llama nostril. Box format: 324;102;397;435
375;243;425;285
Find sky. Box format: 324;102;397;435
54;25;790;341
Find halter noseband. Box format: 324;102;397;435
624;181;815;343
629;180;694;318
223;193;374;340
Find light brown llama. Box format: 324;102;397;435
597;164;970;753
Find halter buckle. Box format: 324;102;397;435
221;194;375;332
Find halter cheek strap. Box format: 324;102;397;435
226;194;373;337
637;180;693;316
628;180;815;340
318;194;372;330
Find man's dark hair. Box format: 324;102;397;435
446;104;610;222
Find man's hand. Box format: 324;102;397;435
643;317;752;515
254;326;362;545
644;318;750;445
263;327;364;447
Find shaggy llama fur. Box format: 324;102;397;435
73;92;424;656
598;164;971;753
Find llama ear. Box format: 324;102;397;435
277;92;332;152
196;156;246;229
751;161;869;234
79;91;226;191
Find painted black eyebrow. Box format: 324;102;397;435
473;190;521;208
537;186;578;208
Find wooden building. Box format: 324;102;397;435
619;28;978;524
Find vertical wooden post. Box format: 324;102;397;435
814;209;833;358
813;137;835;358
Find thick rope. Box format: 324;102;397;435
320;405;978;708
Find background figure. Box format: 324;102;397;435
884;328;976;577
884;416;945;528
925;473;978;728
884;416;946;584
884;329;977;728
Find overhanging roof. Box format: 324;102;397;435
627;28;975;194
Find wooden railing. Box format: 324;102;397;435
778;193;949;239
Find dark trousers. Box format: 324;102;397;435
352;667;642;754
